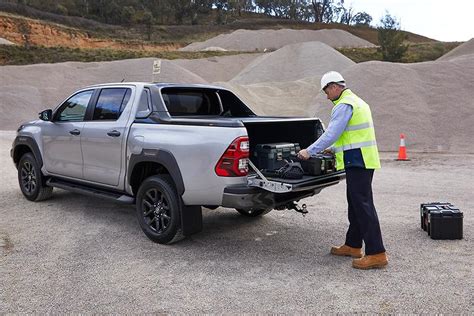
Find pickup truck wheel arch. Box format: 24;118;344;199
12;136;43;168
128;150;185;196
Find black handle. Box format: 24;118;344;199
69;129;80;136
107;130;121;137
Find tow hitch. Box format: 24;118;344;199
288;202;308;216
277;201;308;216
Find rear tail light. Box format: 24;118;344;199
215;136;249;177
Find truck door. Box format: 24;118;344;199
81;87;132;187
42;89;94;179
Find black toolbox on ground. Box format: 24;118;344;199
254;142;301;170
420;202;463;239
298;154;336;176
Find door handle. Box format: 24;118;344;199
69;129;81;136
107;130;121;137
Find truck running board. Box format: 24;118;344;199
46;178;135;204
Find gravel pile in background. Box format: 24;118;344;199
230;41;354;84
173;53;261;82
2;35;474;153
0;58;206;129
180;28;375;52
227;54;474;153
437;38;474;60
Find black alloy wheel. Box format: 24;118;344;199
18;153;53;201
136;175;183;244
20;160;37;195
142;188;172;234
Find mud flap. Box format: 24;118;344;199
181;205;202;236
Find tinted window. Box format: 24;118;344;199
56;90;93;122
93;88;131;121
120;89;132;112
136;89;151;118
218;90;255;117
161;89;222;116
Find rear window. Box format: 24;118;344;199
93;88;131;121
161;88;222;116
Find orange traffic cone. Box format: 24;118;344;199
396;133;410;161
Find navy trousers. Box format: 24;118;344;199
344;167;386;255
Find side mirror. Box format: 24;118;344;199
39;109;53;121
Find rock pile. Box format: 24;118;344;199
438;38;474;61
0;58;206;129
2;32;473;153
173;53;261;82
230;41;354;84
180;28;375;52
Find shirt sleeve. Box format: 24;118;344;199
306;103;353;156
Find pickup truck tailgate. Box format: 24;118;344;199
247;170;346;193
222;170;345;210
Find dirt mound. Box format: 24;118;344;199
180;28;375;52
0;58;206;130
220;56;474;153
230;41;354;84
173;53;261;82
309;56;474;153
218;79;318;117
2;46;474;154
438;38;474;61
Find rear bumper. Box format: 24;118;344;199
222;171;346;210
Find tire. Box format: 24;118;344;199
136;175;184;244
236;208;272;217
18;153;53;202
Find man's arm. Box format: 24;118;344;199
298;104;352;159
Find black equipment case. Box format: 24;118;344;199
254;143;301;170
420;202;463;240
298;154;336;176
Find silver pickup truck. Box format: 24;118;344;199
11;82;345;244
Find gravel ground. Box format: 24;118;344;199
0;131;472;313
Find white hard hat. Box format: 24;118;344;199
320;71;345;92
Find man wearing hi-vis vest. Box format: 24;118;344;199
297;71;388;270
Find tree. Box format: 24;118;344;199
312;0;335;23
337;4;353;25
141;10;154;41
351;11;372;26
18;20;31;49
377;12;408;62
121;6;136;26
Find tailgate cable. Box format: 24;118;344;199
248;159;308;216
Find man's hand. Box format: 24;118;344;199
323;147;334;155
297;149;310;160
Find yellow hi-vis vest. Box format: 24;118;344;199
332;89;381;171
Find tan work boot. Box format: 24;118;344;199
352;252;388;269
330;244;363;258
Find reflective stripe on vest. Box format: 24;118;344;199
333;140;378;153
332;89;381;170
344;122;373;132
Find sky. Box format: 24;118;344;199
349;0;474;42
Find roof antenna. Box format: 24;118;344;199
121;78;125;83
